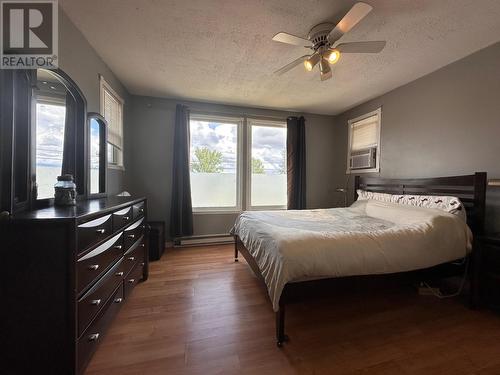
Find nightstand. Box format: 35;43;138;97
477;234;500;309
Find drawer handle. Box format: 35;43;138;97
140;244;145;248
90;299;101;306
88;264;99;270
123;216;130;220
114;245;122;250
127;234;135;239
96;228;106;234
115;271;124;277
139;208;144;213
127;278;135;283
88;333;100;342
140;262;145;266
128;256;135;261
114;297;123;304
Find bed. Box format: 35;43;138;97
231;173;487;346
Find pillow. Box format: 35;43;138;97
356;189;466;221
356;190;393;203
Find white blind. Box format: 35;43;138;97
102;84;123;150
351;114;379;151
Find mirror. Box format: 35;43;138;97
88;113;107;196
34;69;68;200
33;68;86;204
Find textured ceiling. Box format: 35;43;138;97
60;0;500;115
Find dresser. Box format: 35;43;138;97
1;196;148;374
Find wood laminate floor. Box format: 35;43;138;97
85;244;500;375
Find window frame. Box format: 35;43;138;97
246;118;287;211
189;113;244;214
346;107;382;174
99;75;124;170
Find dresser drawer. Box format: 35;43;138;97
78;284;124;373
124;262;144;299
123;218;145;251
112;206;133;232
77;232;124;294
77;214;113;254
121;238;145;277
78;258;124;335
132;201;145;219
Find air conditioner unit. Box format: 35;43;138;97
350;147;376;170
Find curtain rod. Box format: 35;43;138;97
188;108;293;122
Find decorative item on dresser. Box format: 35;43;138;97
476;234;500;309
1;196;148;375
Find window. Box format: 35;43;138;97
247;119;287;209
347;108;381;173
189;114;287;212
100;76;124;169
189;115;242;212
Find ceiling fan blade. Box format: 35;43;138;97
274;55;310;75
272;32;312;47
327;2;373;44
336;41;386;53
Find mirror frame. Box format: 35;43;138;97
87;112;108;198
31;68;87;208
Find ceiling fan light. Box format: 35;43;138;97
326;49;341;64
304;53;320;72
319;59;332;81
319;59;330;74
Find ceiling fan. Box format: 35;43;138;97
272;2;386;81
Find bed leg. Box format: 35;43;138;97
276;303;289;347
234;237;239;262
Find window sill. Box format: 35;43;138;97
247;206;287;211
346;167;379;174
108;164;125;171
193;210;241;215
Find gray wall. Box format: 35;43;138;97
124;96;337;239
58;9;129;194
334;41;500;232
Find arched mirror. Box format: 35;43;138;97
88;113;107;197
33;68;86;205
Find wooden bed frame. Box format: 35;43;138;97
234;172;487;347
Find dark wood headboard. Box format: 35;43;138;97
354;172;487;234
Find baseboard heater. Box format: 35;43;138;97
173;233;234;247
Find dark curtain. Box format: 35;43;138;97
286;116;306;209
61;92;76;176
170;104;194;238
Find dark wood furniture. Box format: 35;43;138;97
1;196;148;375
234;172;487;347
148;221;166;261
476;234;500;309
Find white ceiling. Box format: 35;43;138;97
60;0;500;115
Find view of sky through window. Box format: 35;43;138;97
189;119;287;209
36;102;66;200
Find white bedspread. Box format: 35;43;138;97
230;200;472;311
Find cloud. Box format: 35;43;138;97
36;103;66;167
